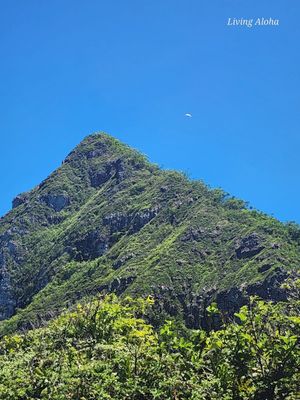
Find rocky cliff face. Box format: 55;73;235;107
0;132;299;334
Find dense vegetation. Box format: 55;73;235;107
1;133;300;335
0;287;299;400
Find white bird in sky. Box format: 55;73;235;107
185;113;192;117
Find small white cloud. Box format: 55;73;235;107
185;113;192;117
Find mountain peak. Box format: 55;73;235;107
64;132;148;166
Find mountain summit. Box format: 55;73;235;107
0;132;299;334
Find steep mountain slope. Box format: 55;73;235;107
0;132;299;334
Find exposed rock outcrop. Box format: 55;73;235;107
40;193;70;212
72;231;109;261
0;231;24;320
181;225;221;242
235;232;264;259
104;206;160;235
258;263;272;273
90;158;127;188
0;264;15;320
152;268;291;330
109;276;136;295
90;170;111;187
130;206;160;233
12;193;29;209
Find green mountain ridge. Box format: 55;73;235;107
0;132;299;335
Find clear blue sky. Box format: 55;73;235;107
0;1;299;222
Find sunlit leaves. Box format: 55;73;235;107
0;294;299;399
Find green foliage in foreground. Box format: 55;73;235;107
0;293;299;400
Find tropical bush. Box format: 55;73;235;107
0;293;299;399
